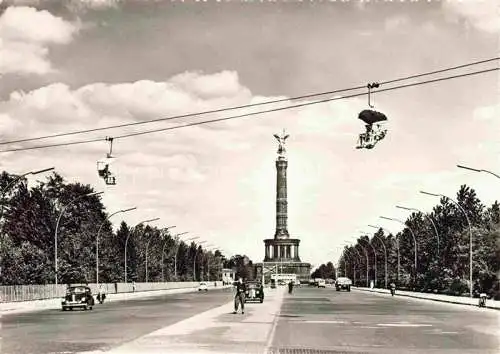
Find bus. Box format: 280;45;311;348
270;273;297;285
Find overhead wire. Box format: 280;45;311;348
114;67;499;141
0;66;497;154
0;56;498;146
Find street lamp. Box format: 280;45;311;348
208;245;226;282
193;241;207;281
355;242;370;287
332;246;345;278
345;243;363;286
0;167;54;281
369;224;399;283
457;164;500;179
124;217;159;283
396;205;440;256
359;233;377;288
339;247;350;278
380;216;418;282
365;226;388;289
173;234;197;279
342;245;359;284
161;230;188;282
96;207;136;285
146;225;175;282
54;190;104;285
1;167;55;206
421;190;473;298
203;244;217;281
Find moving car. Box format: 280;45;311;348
61;286;95;311
244;281;264;303
335;277;352;292
317;279;326;288
198;282;208;291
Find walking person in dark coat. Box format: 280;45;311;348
233;277;246;314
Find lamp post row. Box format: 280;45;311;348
339;164;497;298
1;168;226;286
125;218;160;284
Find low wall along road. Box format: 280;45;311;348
0;281;228;315
0;281;223;303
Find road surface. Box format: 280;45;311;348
1;286;498;354
0;287;234;354
268;286;499;353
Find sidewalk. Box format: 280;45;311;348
96;287;286;354
355;287;500;310
0;284;231;316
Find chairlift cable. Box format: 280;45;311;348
0;57;498;146
0;66;497;154
90;67;500;141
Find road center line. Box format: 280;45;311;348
302;320;346;324
377;323;433;327
263;289;285;354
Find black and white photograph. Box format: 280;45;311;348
0;0;498;353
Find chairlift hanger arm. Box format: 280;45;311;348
106;137;114;157
367;82;380;109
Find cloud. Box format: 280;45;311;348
442;0;500;33
0;6;78;75
0;70;498;265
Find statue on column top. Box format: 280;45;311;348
273;129;290;156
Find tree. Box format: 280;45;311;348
311;262;335;280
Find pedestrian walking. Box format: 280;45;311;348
97;284;106;304
233;277;246;314
389;281;396;296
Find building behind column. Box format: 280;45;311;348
254;130;311;284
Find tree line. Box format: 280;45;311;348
311;262;336;280
338;185;500;299
0;171;253;285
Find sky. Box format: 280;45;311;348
0;0;498;268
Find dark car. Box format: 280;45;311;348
61;286;95;311
335;277;352;292
244;281;264;303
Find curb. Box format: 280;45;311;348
354;287;500;311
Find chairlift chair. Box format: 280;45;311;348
355;83;388;150
96;137;117;185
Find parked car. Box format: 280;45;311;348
198;282;208;291
335;277;352;292
244;281;264;303
317;279;326;288
61;286;95;311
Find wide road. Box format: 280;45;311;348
0;287;234;354
268;286;499;354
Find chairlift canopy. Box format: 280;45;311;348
358;109;388;125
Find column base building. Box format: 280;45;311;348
254;237;311;283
